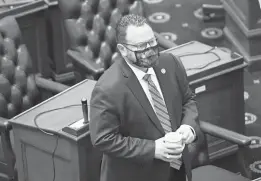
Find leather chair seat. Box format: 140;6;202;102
192;165;250;181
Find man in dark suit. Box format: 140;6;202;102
90;14;201;181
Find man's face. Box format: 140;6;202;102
118;24;159;69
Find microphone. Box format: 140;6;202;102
81;98;89;124
62;98;90;136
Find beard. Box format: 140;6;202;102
130;46;159;68
133;54;159;68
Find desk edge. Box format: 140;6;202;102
10;79;94;123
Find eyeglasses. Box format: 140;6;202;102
121;37;158;52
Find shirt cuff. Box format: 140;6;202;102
182;124;196;141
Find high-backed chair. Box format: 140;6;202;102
190;121;252;181
58;0;176;82
0;16;69;181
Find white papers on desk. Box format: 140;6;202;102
179;48;232;76
170;42;233;76
68;118;85;130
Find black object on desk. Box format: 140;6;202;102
81;98;88;124
61;97;89;136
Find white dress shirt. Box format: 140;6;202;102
126;61;196;138
126;61;164;111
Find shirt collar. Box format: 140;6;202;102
125;60;156;81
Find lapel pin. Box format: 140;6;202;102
161;68;166;74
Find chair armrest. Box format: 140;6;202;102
67;49;105;77
35;76;69;93
0;117;16;179
199;121;252;146
0;117;12;132
200;121;253;178
154;31;177;49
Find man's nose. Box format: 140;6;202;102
142;48;154;57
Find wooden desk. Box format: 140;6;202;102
163;41;246;160
45;0;74;83
223;0;261;72
10;79;101;181
0;0;51;77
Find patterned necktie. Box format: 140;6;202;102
143;74;182;169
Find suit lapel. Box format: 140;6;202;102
153;66;178;130
119;59;165;135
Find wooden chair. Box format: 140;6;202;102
190;121;252;181
0;16;69;181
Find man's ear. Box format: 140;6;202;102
117;44;127;56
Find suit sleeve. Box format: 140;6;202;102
171;54;201;138
89;85;155;164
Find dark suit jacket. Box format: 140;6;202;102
90;53;200;181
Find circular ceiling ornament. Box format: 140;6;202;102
245;112;257;125
244;91;249;101
148;12;171;23
194;8;204;20
181;23;189;28
253;79;260;84
201;27;223;39
175;4;182;8
143;0;164;4
160;32;177;42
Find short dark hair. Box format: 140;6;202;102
116;14;148;43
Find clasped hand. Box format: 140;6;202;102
154;125;195;163
176;125;195;144
154;137;185;162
